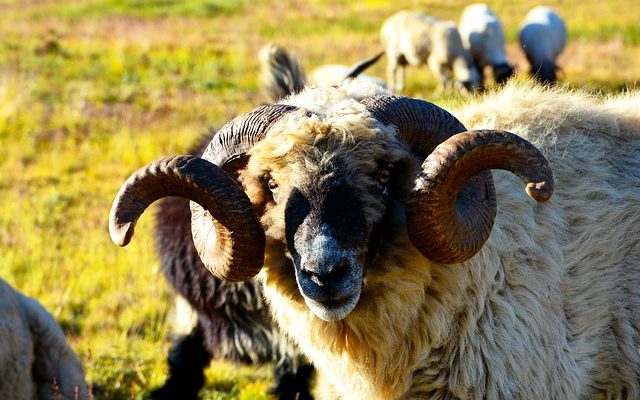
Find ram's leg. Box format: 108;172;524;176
386;55;403;93
269;357;315;400
151;323;212;400
395;64;405;94
428;56;451;95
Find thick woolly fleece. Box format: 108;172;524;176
0;277;88;400
237;79;640;399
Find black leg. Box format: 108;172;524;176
151;324;213;400
269;359;315;400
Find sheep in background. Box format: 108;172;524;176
111;78;640;399
519;6;567;84
458;3;514;84
309;51;386;89
381;10;482;94
0;277;88;399
258;42;307;101
150;134;313;400
258;42;385;103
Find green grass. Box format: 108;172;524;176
1;0;639;398
6;0;247;19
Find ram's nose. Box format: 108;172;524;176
301;259;351;287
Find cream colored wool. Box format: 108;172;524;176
310;64;387;90
0;278;88;400
381;10;481;94
236;79;639;399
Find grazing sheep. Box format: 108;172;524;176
380;10;482;94
0;277;88;400
310;63;386;89
110;79;640;399
259;42;385;102
309;51;386;89
519;6;567;84
458;3;514;84
150;135;313;400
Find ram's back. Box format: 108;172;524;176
457;81;640;397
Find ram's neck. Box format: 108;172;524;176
261;234;477;399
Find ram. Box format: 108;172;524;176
110;79;640;399
0;277;88;399
519;6;567;84
458;3;514;84
381;10;482;94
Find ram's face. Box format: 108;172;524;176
243;112;415;321
110;95;554;324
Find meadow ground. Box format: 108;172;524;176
1;0;639;398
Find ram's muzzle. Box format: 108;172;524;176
284;182;369;321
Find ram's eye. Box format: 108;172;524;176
266;177;281;203
376;164;393;185
268;178;278;191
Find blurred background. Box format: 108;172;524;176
1;0;638;398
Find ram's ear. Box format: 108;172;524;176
383;151;419;199
235;163;274;217
221;155;250;182
219;154;272;216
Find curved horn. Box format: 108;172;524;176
203;103;298;167
407;130;554;263
178;103;297;280
343;51;385;81
109;155;265;282
360;95;470;157
360;95;495;262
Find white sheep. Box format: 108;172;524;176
110;79;640;399
380;10;482;94
458;3;514;84
519;6;568;84
0;277;88;399
258;42;385;102
309;62;386;90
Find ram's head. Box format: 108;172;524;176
110;90;553;321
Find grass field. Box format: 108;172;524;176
1;0;639;398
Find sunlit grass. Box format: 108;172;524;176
6;0;247;19
1;0;639;398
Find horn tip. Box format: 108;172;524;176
526;181;553;202
110;221;135;247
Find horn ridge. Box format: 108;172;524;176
204;104;298;166
361;95;467;157
407;130;553;263
361;95;496;263
109;155;265;281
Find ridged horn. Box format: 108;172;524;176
109;155;265;282
408;130;554;263
203;103;298;167
188;104;298;280
360;95;495;262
